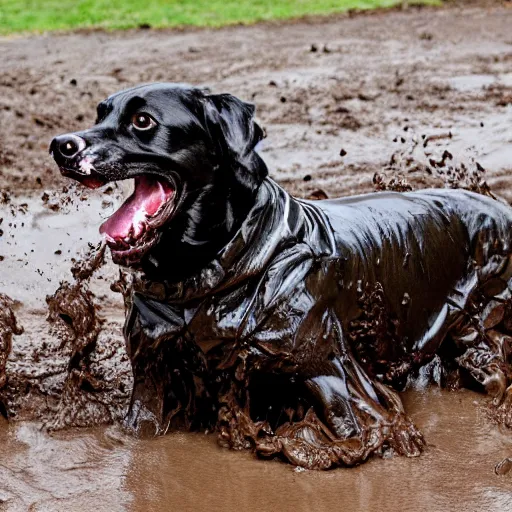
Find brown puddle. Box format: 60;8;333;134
0;390;511;512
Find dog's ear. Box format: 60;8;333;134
203;93;268;188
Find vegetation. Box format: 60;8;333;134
0;0;439;35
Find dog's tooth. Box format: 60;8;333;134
107;237;129;250
123;222;146;246
102;233;116;244
79;156;95;175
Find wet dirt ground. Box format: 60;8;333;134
1;1;512;510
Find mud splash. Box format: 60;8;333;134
373;128;497;198
0;191;132;428
3;261;132;429
0;294;23;393
41;243;130;430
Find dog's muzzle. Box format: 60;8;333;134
49;133;106;188
50;134;87;163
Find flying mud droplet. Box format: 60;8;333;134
70;241;106;281
373;172;413;192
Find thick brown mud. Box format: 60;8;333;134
0;391;511;512
1;1;512;510
0;294;23;391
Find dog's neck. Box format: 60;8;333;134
131;178;335;304
140;174;262;283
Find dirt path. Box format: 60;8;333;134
1;2;512;511
1;2;512;199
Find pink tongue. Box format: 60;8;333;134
100;176;174;241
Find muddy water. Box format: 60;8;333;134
0;390;510;512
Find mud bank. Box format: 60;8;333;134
1;3;512;199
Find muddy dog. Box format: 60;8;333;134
51;83;512;469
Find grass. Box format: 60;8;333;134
0;0;440;35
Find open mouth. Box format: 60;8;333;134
58;166;108;190
98;175;175;265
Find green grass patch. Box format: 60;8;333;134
0;0;440;35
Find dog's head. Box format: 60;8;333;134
50;83;267;274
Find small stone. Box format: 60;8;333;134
495;457;512;476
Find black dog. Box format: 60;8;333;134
51;83;512;469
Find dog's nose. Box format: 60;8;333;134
50;134;86;160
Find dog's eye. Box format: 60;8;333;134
131;113;156;131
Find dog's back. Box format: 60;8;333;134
303;188;512;358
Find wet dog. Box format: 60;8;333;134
51;83;512;468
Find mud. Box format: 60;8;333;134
0;191;131;428
1;0;512;509
1;3;512;199
2;267;131;430
0;294;23;392
1;391;512;512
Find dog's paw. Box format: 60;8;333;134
255;409;379;469
255;409;341;469
254;408;426;469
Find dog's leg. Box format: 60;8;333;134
126;331;218;436
123;295;216;436
217;377;273;451
452;266;512;426
123;327;174;437
255;355;424;469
